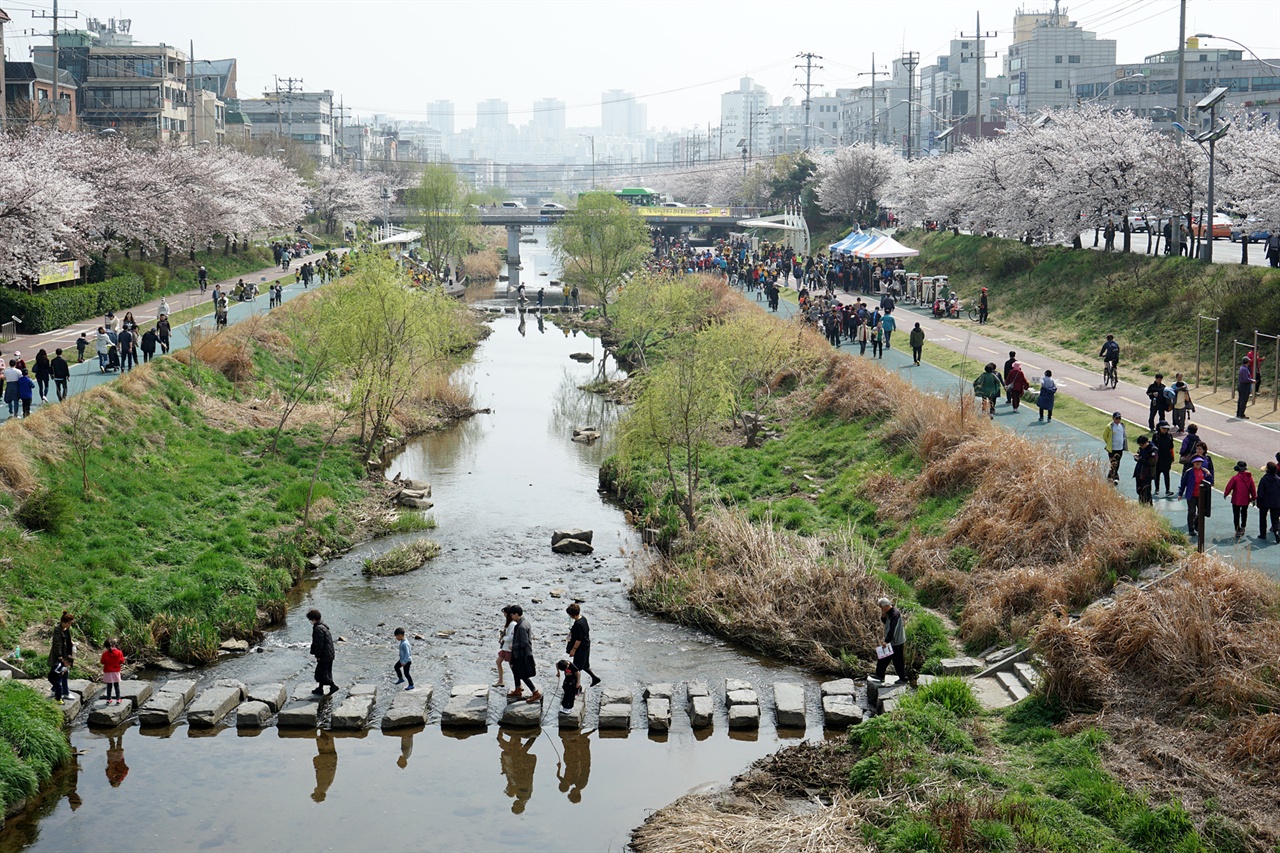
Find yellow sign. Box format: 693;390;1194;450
641;207;734;218
38;260;79;285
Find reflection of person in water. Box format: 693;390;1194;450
66;750;83;810
105;734;129;787
517;313;527;338
397;730;414;770
497;731;537;814
536;314;545;334
312;732;337;803
557;732;591;804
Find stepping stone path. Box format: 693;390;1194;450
332;684;378;730
87;700;132;728
236;701;273;728
188;682;244;728
441;685;489;728
686;681;713;729
597;685;632;730
559;691;585;730
725;679;760;730
939;657;984;675
247;683;287;712
772;682;806;728
382;686;433;730
821;678;864;728
138;679;197;726
644;684;673;732
500;695;544;727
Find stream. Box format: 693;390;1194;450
0;237;826;853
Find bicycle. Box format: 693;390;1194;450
966;305;980;322
1102;360;1118;389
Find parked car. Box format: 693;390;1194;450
660;201;687;208
1191;212;1234;240
539;202;568;212
1230;218;1271;243
1125;209;1148;232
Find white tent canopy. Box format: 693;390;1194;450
854;235;919;259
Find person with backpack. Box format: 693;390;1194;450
973;363;1004;419
1170;373;1195;434
1133;434;1157;505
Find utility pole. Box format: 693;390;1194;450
32;0;78;130
334;96;353;167
960;14;998;142
795;51;823;150
857;54;887;147
1171;0;1187;256
900;51;919;160
274;75;303;150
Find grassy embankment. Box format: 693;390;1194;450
898;229;1280;386
601;274;1280;848
0;256;479;814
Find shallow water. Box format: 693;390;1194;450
2;241;829;853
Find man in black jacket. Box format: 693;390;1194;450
874;597;909;684
506;605;541;704
50;348;70;401
308;609;338;696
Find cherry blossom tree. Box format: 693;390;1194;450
814;143;899;217
310;165;383;234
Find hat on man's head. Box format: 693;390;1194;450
1235;460;1249;472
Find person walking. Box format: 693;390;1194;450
1170;374;1195;434
3;360;20;417
1007;362;1031;412
156;315;171;354
158;297;171;318
1257;461;1280;543
880;310;896;349
33;350;51;403
495;606;515;689
49;611;74;703
116;326;135;372
392;627;415;690
1103;413;1128;485
1146;374;1169;430
1266;231;1280;268
1177;456;1214;539
874;597;908;684
565;603;600;687
973;363;1003;419
1223;461;1257;541
1003;352;1017;405
1036;370;1057;422
506;605;541;704
1133;434;1156;505
307;609;338;696
978;287;989;324
50;349;70;402
95;328;111;372
870;320;883;359
556;660;582;711
855;317;870;356
908;322;925;365
1154;421;1176;497
16;369;34;418
140;328;158;364
1237;357;1254;419
100;638;125;704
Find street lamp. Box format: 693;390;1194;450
1194;34;1280;72
1079;72;1145;104
579;134;595;189
1186;86;1231;263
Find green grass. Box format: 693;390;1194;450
385;512;437;534
106;246;277;300
0;681;72;810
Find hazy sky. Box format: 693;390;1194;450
4;0;1275;129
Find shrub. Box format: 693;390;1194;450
0;274;145;333
362;540;441;576
15;486;73;534
915;676;981;718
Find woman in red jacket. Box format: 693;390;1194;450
100;639;126;704
1007;362;1031;412
1223;461;1257;541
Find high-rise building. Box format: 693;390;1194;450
1003;9;1116;115
601;89;646;138
239;89;335;161
721;77;771;156
531;97;566;141
476;98;508;130
426;100;454;135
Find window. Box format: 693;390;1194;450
961;42;971;49
1253;77;1280;91
1076;83;1096;98
1055;55;1063;64
961;56;969;63
1069;55;1081;63
1054;80;1063;89
1149;80;1177;95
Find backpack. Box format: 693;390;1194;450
1162;386;1176;404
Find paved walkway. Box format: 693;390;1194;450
751;286;1278;575
0;252;341;424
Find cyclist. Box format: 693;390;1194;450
1099;335;1120;386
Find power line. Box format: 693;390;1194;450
795;51;823;150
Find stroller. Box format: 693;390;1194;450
105;343;121;372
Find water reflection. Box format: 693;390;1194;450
556;733;591;804
548;369;622;441
312;731;337;803
497;731;537;814
105;735;128;788
392;727;420;769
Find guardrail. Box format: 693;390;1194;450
0;321;15;344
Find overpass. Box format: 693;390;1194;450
474;206;764;227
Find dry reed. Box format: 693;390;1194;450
630;791;869;853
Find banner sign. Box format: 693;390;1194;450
38;260;79;285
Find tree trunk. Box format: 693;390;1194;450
1122;220;1131;253
189;246;196;263
163;244;171;268
1241;235;1249;265
1072;234;1082;250
224;236;231;256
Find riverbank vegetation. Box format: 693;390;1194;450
900;229;1280;383
551;192;651;318
0;255;481;671
362;539;442;576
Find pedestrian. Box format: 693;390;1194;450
140;327;158;363
909;322;924;365
49;611;74;703
1154;421;1176;496
156;315;171;354
51;348;70;402
506;605;541;704
100;638;125;704
1177;456;1213;538
1036;369;1057;422
571;285;579;308
1237;357;1254;419
1223;461;1257;541
95;327;110;372
1007;362;1031;411
870;321;883;359
104;311;119;333
3;360;20;417
880;309;896;349
211;285;222;310
1133;434;1156;505
1257;461;1280;543
16;369;34;417
973;362;1003;419
307;608;338;696
158;296;171;318
565;603;601;687
855;317;870;355
1146;373;1169;430
1103;220;1116;252
198;265;208;293
495;606;515;688
33;349;51;403
978;287;989;324
1103;412;1127;484
76;333;88;363
392;627;414;691
537;288;544;308
556;660;581;711
562;283;570;307
1170;373;1195;433
873;597;909;684
1267;231;1280;268
1003;352;1017;404
116;326;135;372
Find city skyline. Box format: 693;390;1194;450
4;0;1272;132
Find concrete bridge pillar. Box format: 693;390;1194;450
506;226;522;291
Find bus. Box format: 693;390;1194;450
612;187;662;207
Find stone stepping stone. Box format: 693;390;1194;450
67;679;104;703
500;697;543;727
381;686;433;730
212;679;247;700
156;679;197;704
558;694;584;730
599;685;632;706
116;680;154;709
235;701;273;728
138;691;189;726
686;681;713;729
331;685;378;730
87;700;131;728
725;678;753;693
59;695;83;723
441;685;489;728
939;656;984;675
996;671;1030;703
597;703;631;729
643;683;673;701
646;697;671;732
187;686;242;728
772;683;806;728
728;704;760;729
247;683;287;713
277;702;320;729
823;696;864;728
726;688;758;706
820;678;856;698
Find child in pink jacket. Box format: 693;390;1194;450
1223;461;1257;540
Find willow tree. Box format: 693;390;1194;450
550;191;651;319
409;163;477;271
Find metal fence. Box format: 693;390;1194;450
0;321;15;344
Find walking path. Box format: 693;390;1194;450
0;251;341;424
753;286;1278;574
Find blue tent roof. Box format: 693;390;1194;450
828;231;876;254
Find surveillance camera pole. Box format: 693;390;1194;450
1203;101;1217;263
